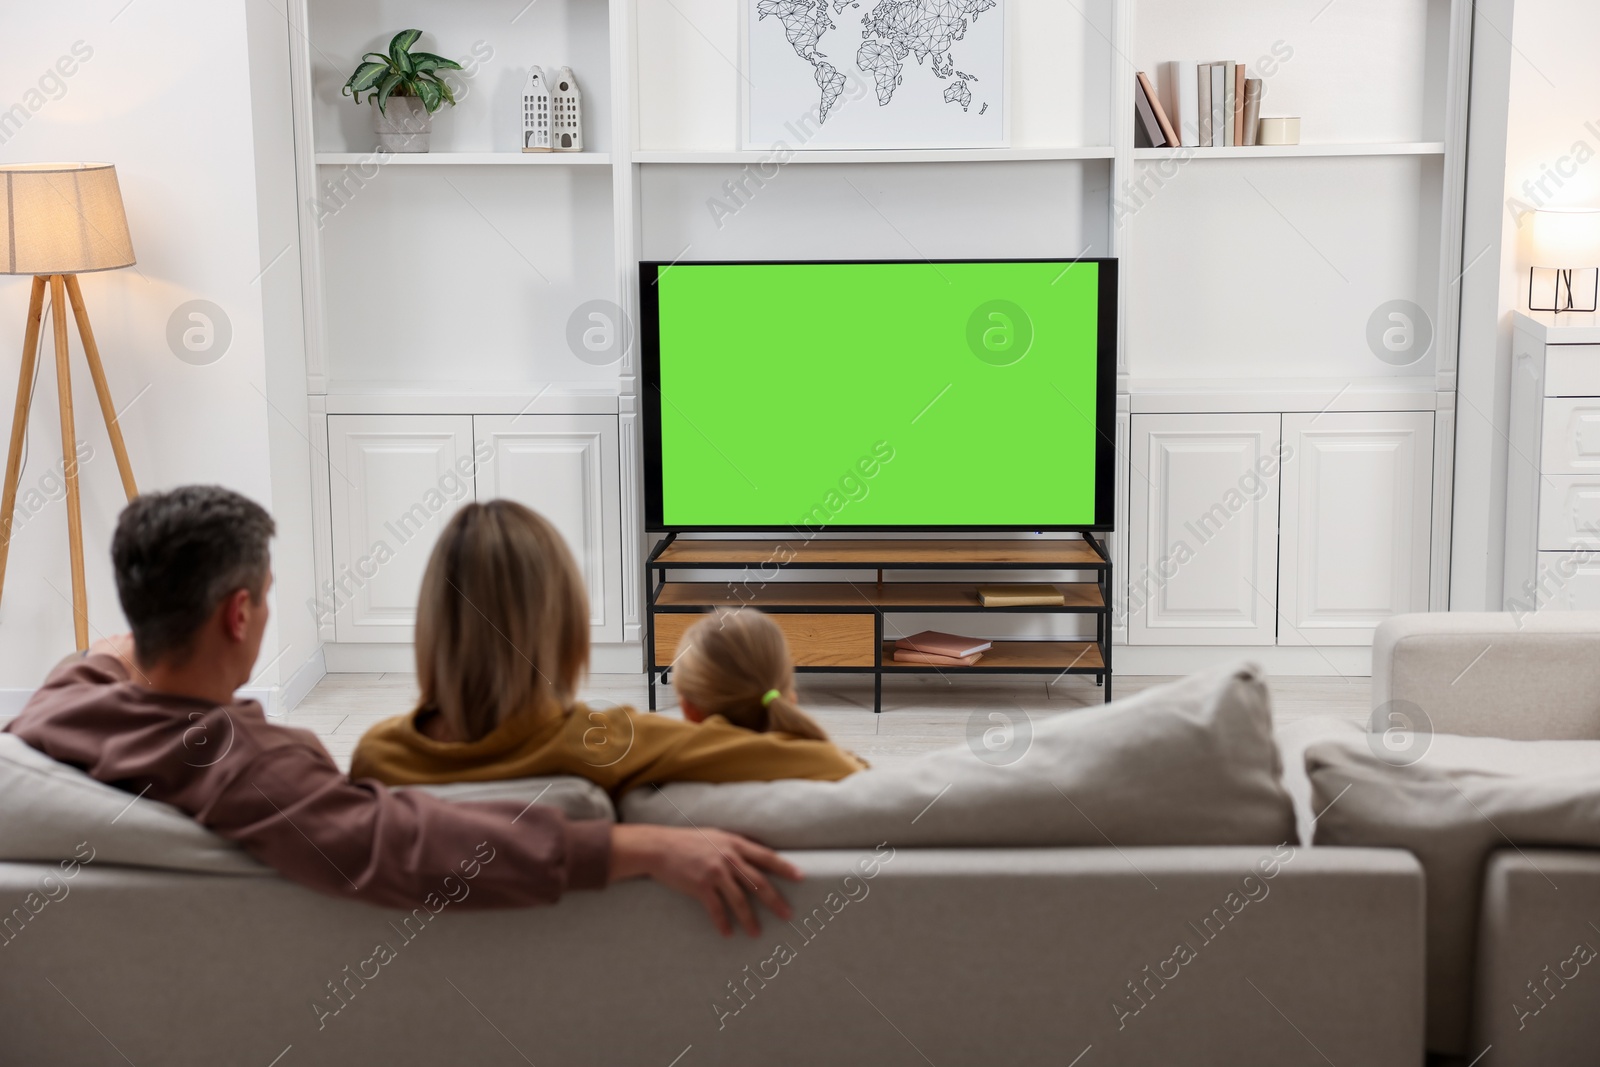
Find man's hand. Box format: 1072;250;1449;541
609;824;802;938
87;632;143;682
88;632;136;666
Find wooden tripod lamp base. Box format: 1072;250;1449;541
0;163;140;651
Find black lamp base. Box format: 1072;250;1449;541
1529;266;1600;314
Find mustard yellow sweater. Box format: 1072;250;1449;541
351;702;865;796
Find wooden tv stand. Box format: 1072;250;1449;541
645;535;1112;713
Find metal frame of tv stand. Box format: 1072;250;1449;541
644;532;1113;714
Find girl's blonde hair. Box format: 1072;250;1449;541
413;500;589;742
671;609;829;741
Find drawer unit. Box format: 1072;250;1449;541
1540;397;1600;473
1537;476;1600;550
1531;552;1600;611
1507;320;1600;608
651;611;877;668
1543;344;1600;396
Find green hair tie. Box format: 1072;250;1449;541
761;689;781;708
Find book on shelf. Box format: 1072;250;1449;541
893;648;985;667
1133;76;1166;147
978;584;1067;607
1197;63;1213;147
1135;72;1178;147
1170;60;1200;147
1242;78;1263;146
1233;64;1246;145
1210;64;1226;149
894;630;992;659
1222;62;1236;147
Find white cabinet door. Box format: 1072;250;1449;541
327;415;477;643
1278;411;1433;646
1128;414;1283;645
474;414;622;643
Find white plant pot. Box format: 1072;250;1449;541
373;96;432;153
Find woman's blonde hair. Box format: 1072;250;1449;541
413;500;589;742
671;609;829;741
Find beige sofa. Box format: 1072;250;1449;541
0;848;1422;1066
15;610;1600;1067
1368;611;1600;1066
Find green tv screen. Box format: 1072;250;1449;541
640;259;1116;531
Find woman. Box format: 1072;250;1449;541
352;501;864;795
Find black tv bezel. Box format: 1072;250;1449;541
638;257;1118;534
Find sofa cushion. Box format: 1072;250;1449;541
1306;732;1600;1055
0;733;268;874
622;662;1296;849
402;777;614;821
0;734;613;873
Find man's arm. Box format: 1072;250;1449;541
29;641;803;931
204;713;804;931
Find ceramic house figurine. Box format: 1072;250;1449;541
552;67;582;152
522;66;551;152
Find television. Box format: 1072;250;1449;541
639;258;1116;532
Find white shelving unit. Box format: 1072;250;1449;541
284;0;1471;673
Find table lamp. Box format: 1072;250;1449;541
0;162;140;650
1527;207;1600;314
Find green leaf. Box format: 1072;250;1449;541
374;71;403;114
345;61;389;94
414;77;443;113
409;52;463;73
389;29;422;73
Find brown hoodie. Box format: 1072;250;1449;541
5;653;611;909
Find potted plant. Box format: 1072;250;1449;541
342;30;462;153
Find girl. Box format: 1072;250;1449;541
671;608;864;763
352;501;864;795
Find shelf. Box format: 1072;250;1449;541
313;152;613;166
879;641;1104;672
654;582;1104;612
1133;142;1445;161
630;147;1115;165
652;538;1107;569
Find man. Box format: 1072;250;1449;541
6;485;796;936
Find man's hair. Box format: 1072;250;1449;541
112;486;275;664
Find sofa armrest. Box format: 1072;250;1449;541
1471;849;1600;1066
1373;612;1600;740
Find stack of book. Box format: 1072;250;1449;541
892;631;990;667
1134;63;1263;149
976;584;1067;607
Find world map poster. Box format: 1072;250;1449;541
743;0;1006;150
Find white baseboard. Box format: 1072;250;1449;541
1111;645;1370;677
323;641;643;675
280;646;328;712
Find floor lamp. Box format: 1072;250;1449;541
0;162;139;650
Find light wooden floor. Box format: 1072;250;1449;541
291;671;1371;772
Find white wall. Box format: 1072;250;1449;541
1452;0;1600;609
0;1;317;703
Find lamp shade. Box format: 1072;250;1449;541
1529;207;1600;268
0;162;135;275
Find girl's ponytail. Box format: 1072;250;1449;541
757;688;829;742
